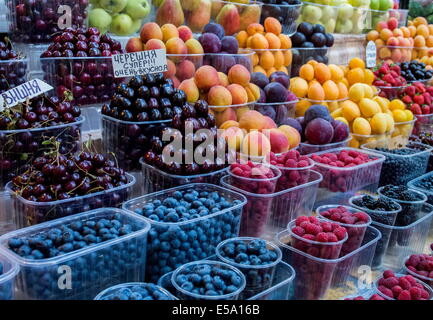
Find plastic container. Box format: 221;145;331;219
276;225;381;300
408;171;433;205
40;57;123;107
101;114;170;171
6;0;89;43
0;191;15;236
391;119;416;146
361;141;432;186
122;183;246;282
350;132;391;149
291;47;330;77
215;237;282;299
374;273;433;300
335;6;370;35
0;208;150;300
141;160;228;194
0;117;84;188
298;137;352;155
6;172;135;228
388;9;409;26
348;194;402;268
171;260;246;300
221;170;322;239
0;252;19;300
370;203;433;271
413;113;433;136
210;0;263;35
299;2;339;33
227;163;281;194
376;84;409;99
368;9;389;30
260;3;301;36
94;282;175;300
253;100;297;126
0;58;28;94
251;48;293;78
275;157;314;191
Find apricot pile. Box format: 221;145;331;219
237;18;293;77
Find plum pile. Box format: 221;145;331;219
40;28;124;106
376;270;431;300
260;0;301;34
8;0;89;43
0;40;27;95
399;61;433;83
97;283;173;300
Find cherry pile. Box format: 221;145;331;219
405;254;433;281
377;270;431;300
399;82;433;115
40;28;123;106
0;40;27;94
102;74;180;122
8;0;89;43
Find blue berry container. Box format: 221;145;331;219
94;282;176;300
122;183;247;283
6;172;135;228
171;260;246;300
141;160;228;194
215;237;282;299
0;252;19;300
408;171;433;205
0;207;150;300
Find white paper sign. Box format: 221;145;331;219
0;79;53;111
112;49;168;78
366;41;377;68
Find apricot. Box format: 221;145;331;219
164;59;176;78
247;23;264;36
235;106;251;120
414;35;426;48
227;84;248;105
241;131;271;157
228;64;251;86
222;126;244;151
392;28;403;38
295;99;312;117
239;110;266;131
220;120;239;130
208;85;233;108
378;47;391;59
380;29;393;41
400;26;410;38
376;21;388;32
216;108;237;127
259;51;275;70
290;77;308;98
236;30;248;48
144;39;166;51
314;63;331;84
177;25;193;42
245;83;261;102
265;128;289;153
283;50;292;66
386;36;399;46
299;64;314;81
250;33;269;49
279;34;291;49
176;60;196;82
140;22;163;43
195;65;220;90
408;25;417;37
414;17;428;26
353;117;371;135
185;38;204;55
359;98;381;117
278;66;289;75
264;17;282;35
364;69;375;85
265;33;281;49
348;57;365;69
161;24;179;43
341;100;361;122
391;48;402;62
307;82;325;101
367;30;379;41
347;67;365;86
329;64;344;82
278;125;301;149
178;78;199;103
125;37;144;53
218;72;229;87
348;83;365;102
253;65;267;75
337;82;348;99
170;76;180;88
273;51;284;69
370;113;388;134
323;80;339;100
252;53;259;66
166;37;187;59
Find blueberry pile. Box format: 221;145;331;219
102;74;180;122
127;188;244;282
173;262;245;299
0;40;27;95
97;283;173;300
5;210;147;300
260;0;301;34
399;62;433;82
374;146;430;186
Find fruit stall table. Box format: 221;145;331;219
328;34;367;65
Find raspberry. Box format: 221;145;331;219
409;287;422;300
383;270;395;279
299;221;310;229
302;234;315;241
315;232;329;242
308;216;320;224
341;216;356;225
352;296;365;300
330;212;342;221
285;150;299;160
305;223;322;236
370;294;385;300
420;288;430;299
383;277;399;289
354;211;369;223
405;275;417;286
327;233;338;242
296;216;310;226
285;159;297;168
398;278;411;290
320;221;333;232
334;227;347;240
292;226;305;237
378;285;393;298
397;290;412;300
392;285;403;297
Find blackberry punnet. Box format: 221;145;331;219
0;40;27;94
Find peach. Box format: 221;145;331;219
376;21;388;32
166;37;187;56
227;84;248;105
144;39;166;51
140;22;163;43
239;110;266;131
178;78;199;103
235;106;251;120
241;131;271;157
218;72;229;87
386;36;399;46
265;33;281;49
264;128;289;153
125;37;144;53
208;85;233;108
220;120;239;130
245;83;260;102
178;25;193;42
278;125;301;149
164;59;176;78
176;59;196;81
195;65;220;90
222;126;245;151
262;116;277;129
161;24;179;42
216;107;237;127
236;30;248;48
228;64;251;86
185;38;204;55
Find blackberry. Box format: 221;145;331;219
379;185;425;202
352;195;400;212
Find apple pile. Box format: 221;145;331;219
89;0;151;36
398;82;433;115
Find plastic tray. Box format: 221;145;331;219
369;203;433;271
408;171;433;205
227;163;281;194
101;114;170;171
0;208;150;300
350;132;391;149
6;172;135;228
253;101;297;126
290;47;330;77
220;170;322;240
0;59;29;94
260;3;301;36
391;119;416;146
361;141;432;186
276;226;381;300
298;137;351;155
40;56;123;106
0;252;19;300
0;117;84;188
122;183;246;282
403;256;433;287
141;160;228;194
94;282;176;300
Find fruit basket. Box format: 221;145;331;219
6;172;135;228
0;207;150;300
101;114;170;171
215;237;282;299
210;0;263;36
0;117;84;188
122;183;246;282
299;136;351;155
376;46;413;64
94;282;176;300
6;0;89;43
253;100;297;126
290;47;330;77
40;56;123;106
141;160;228;194
361;141;432;186
171;260;246;300
251;49;293;78
0;251;19;300
298;2;338;34
276;225;381;300
373;272;433;300
335;5;370;35
260;2;301;36
0;58;28;94
369;203;433;271
408;171;433;205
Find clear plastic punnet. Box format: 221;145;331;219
0;251;19;300
94;282;176;300
0;208;151;300
298;137;352;155
408;171;433;205
6;172;135;228
260;2;301;36
253;101;297;126
122;183;247;283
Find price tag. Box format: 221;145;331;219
0;79;53;111
366;41;377;68
112;49;168;78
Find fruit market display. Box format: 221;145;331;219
89;0;151;35
0;40;27;94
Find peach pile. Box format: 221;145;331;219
237;18;293;77
220;110;301;156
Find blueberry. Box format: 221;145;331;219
8;238;23;249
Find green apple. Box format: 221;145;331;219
99;0;128;14
125;0;151;19
370;0;379;9
302;5;322;24
350;0;369;7
321;5;337;21
89;8;112;33
330;0;347;6
131;19;142;33
379;0;392;11
324;18;336;33
110;13;134;36
338;4;354;19
335;19;353;33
